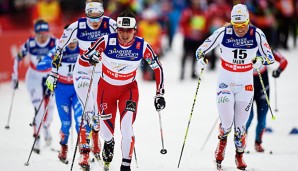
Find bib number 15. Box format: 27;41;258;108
232;49;247;59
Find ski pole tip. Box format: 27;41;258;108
272;116;276;120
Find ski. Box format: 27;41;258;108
92;153;104;167
50;148;60;153
33;148;40;154
59;158;69;164
80;164;90;171
245;150;273;155
214;160;222;171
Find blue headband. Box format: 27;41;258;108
34;22;49;33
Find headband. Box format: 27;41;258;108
85;2;104;16
117;17;136;29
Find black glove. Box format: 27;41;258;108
154;94;166;111
88;51;100;66
272;67;282;78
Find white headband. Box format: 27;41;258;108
85;2;104;16
117;17;136;29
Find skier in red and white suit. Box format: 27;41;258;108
79;10;166;171
195;4;275;170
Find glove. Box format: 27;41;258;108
154;94;166;111
52;48;62;69
197;58;208;69
272;67;282;78
46;72;58;91
88;51;100;66
252;56;263;69
11;73;19;89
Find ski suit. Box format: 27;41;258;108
80;33;165;163
196;25;275;152
12;35;57;140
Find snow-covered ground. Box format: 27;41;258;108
1;34;298;171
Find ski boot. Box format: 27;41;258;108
103;162;110;171
255;140;264;152
58;144;68;164
215;137;227;163
235;151;247;170
102;138;115;171
120;165;131;171
79;150;90;171
92;130;102;161
33;134;41;154
214;137;227;170
120;158;132;171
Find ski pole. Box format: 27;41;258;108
256;68;276;120
5;89;16;129
24;92;54;166
133;147;138;168
274;78;278;112
70;66;95;171
29;94;47;126
157;111;167;154
200;117;219;151
178;68;204;168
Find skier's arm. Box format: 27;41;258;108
12;40;29;78
51;22;78;72
37;47;56;71
80;36;107;67
195;27;224;59
143;42;164;95
143;42;165;111
255;28;275;65
108;18;117;33
272;49;288;78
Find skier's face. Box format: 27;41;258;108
68;41;78;50
231;20;249;37
117;28;136;45
36;31;49;44
86;12;103;29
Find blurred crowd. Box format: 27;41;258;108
0;0;297;80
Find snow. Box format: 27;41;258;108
0;33;298;171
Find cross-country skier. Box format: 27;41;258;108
246;49;288;152
195;4;275;170
11;19;57;154
37;30;83;164
79;9;166;171
45;0;117;169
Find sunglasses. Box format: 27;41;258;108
87;16;101;23
117;28;135;33
231;20;249;28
